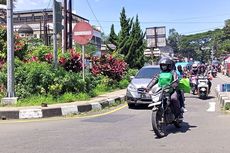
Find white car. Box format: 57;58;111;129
126;65;160;108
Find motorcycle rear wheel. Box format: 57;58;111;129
152;109;167;138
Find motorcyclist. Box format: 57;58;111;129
198;64;212;92
146;58;183;119
189;63;199;93
183;66;189;78
176;65;187;112
176;65;184;79
190;63;199;76
198;64;206;75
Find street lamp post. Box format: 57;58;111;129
1;0;17;105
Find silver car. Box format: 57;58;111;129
126;65;161;108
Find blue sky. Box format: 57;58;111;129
15;0;230;37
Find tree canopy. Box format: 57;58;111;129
108;7;146;69
168;21;230;62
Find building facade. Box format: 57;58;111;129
3;7;102;49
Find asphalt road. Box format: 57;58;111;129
0;75;230;153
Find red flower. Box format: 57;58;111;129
44;53;53;63
59;57;67;65
31;56;38;62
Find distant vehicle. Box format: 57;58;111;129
175;62;192;70
212;60;220;67
193;61;201;64
126;65;161;108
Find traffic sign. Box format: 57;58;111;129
73;22;93;45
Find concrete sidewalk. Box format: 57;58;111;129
0;89;127;120
215;73;230;109
217;73;230;83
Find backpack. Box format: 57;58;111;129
158;72;173;87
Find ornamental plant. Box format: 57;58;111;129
58;49;83;73
91;54;128;81
14;35;28;59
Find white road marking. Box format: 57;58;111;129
207;102;216;112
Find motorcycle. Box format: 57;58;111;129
144;81;183;138
197;75;209;99
190;75;197;95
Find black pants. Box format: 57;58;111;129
177;90;185;108
208;80;212;92
171;91;181;118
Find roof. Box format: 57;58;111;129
18;24;33;34
14;9;89;22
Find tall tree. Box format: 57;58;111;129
125;15;145;69
168;28;180;54
108;8;146;69
118;7;132;43
108;24;118;47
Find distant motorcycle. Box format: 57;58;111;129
197;75;209;99
143;81;183;138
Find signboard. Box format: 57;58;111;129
73;22;93;45
144;48;160;57
146;26;166;48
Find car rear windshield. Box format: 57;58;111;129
135;67;161;79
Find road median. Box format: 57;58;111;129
0;90;126;120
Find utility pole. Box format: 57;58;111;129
68;0;73;49
211;46;215;62
1;0;17;105
43;10;48;46
62;0;67;53
53;0;58;68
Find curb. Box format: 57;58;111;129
0;96;126;120
215;85;230;109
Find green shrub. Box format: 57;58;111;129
28;45;52;61
17;94;54;106
123;68;138;81
57;93;77;103
93;84;110;95
75;93;90;101
118;79;129;89
0;61;101;100
225;103;230;110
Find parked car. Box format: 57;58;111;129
126;65;161;108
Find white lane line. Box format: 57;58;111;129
207;102;216;112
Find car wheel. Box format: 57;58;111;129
128;103;135;109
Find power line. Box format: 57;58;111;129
89;20;223;24
166;13;230;22
46;0;52;9
181;26;223;35
86;0;105;33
